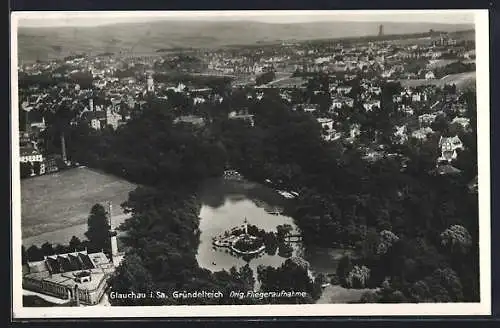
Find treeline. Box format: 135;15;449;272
18;72;66;89
19;71;94;89
154;54;206;72
152;72;232;91
22;236;86;264
23;203;115;264
255;71;276;86
434;61;476;79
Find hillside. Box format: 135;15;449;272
17;20;474;62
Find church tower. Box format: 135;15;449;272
107;201;119;266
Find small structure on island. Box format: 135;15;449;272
212;217;266;258
223;169;244;181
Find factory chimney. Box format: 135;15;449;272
378;24;384;37
107;201;119;266
60;133;67;164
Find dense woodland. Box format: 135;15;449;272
26;74;479;304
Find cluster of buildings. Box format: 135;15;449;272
22;202;122;305
18;30;475;179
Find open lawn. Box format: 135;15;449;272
20;168;137;243
398;71;476;90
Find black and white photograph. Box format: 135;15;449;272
11;9;491;318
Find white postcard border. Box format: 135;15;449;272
10;9;491;318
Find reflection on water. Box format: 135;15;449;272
196;178;301;274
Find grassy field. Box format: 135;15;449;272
398;71;476;90
20;167;137;242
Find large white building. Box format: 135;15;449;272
23;202;122;305
20;146;43;163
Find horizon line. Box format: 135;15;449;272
17;19;477;29
12;10;478;27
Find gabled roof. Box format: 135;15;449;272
81;110;107;121
435;164;462;175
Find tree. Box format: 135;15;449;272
440;224;472;254
431;115;450;135
345;265;371;288
85;204;111;252
376;230;400;255
26;245;43;261
69;236;83;251
40;242;54;256
108;253;156;306
258;259;318;303
337;255;354;287
21;246;28;265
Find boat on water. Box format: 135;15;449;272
265;206;284;215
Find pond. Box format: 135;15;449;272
196;177;351;278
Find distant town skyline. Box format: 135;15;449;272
14;10;477;28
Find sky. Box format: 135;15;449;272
13;10;477;28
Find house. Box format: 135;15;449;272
412;92;427;102
363;100;381;112
43;156;60;173
81;111;107;130
425;71;436;80
330;97;354;111
411;127;434;140
317;118;336;141
20;146;43;163
317;118;334;131
418;113;437;126
292;103;319;112
30;117;46;131
399;105;414;116
381;70;393;78
393;125;408;144
349;123;361;140
106;108;122;130
174;115;206;127
22;250;116;305
438;135;464;163
228;110;255;127
451;117;471;130
434;164;462;176
392;94;403;103
369;86;382;95
336;85;353;95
